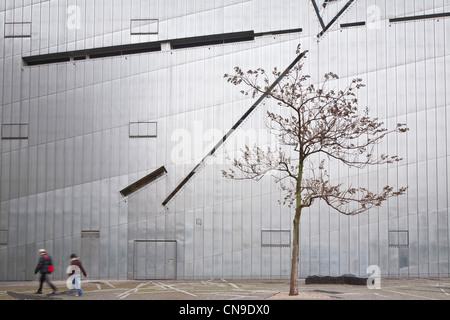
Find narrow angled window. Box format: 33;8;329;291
120;166;167;197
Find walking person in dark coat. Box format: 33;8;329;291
34;249;57;294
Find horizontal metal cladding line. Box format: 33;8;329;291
120;166;167;198
317;0;356;38
389;12;450;23
161;50;308;207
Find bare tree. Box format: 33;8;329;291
222;45;408;296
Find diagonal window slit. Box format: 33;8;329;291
120;166;167;198
162;50;308;207
310;0;357;38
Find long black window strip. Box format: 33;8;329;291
23;43;162;66
23;32;253;66
27;57;71;66
340;21;365;28
120;166;167;197
389;12;450;23
23;28;302;66
171;31;255;49
254;27;303;37
162;50;308;206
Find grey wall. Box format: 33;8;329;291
0;0;449;281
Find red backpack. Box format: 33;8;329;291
44;255;54;274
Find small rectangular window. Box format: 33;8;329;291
389;230;409;248
130;19;159;35
4;22;31;38
1;124;28;140
0;230;7;245
261;230;291;247
129;122;157;138
81;230;100;238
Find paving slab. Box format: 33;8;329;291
1;277;449;301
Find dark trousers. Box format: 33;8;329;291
38;273;56;292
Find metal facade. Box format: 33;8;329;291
0;0;449;281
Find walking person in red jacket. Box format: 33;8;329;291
34;249;57;294
68;253;87;296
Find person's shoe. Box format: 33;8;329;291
35;291;42;294
51;288;57;294
76;289;83;296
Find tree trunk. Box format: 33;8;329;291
289;207;301;295
289;163;303;296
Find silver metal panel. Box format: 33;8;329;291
91;181;101;231
53;189;63;241
133;240;176;280
203;205;213;276
194;210;204;278
2;56;13;106
64;88;75;138
52;235;63;280
183;209;194;277
45;191;55;241
81;235;100;279
8;150;19;200
428;209;439;275
231;200;242;276
0;0;449;280
100;131;111;180
52;140;63;191
437;208;449;274
26;243;36;281
98;228;109;279
15;244;26;281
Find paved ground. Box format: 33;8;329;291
1;277;450;301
